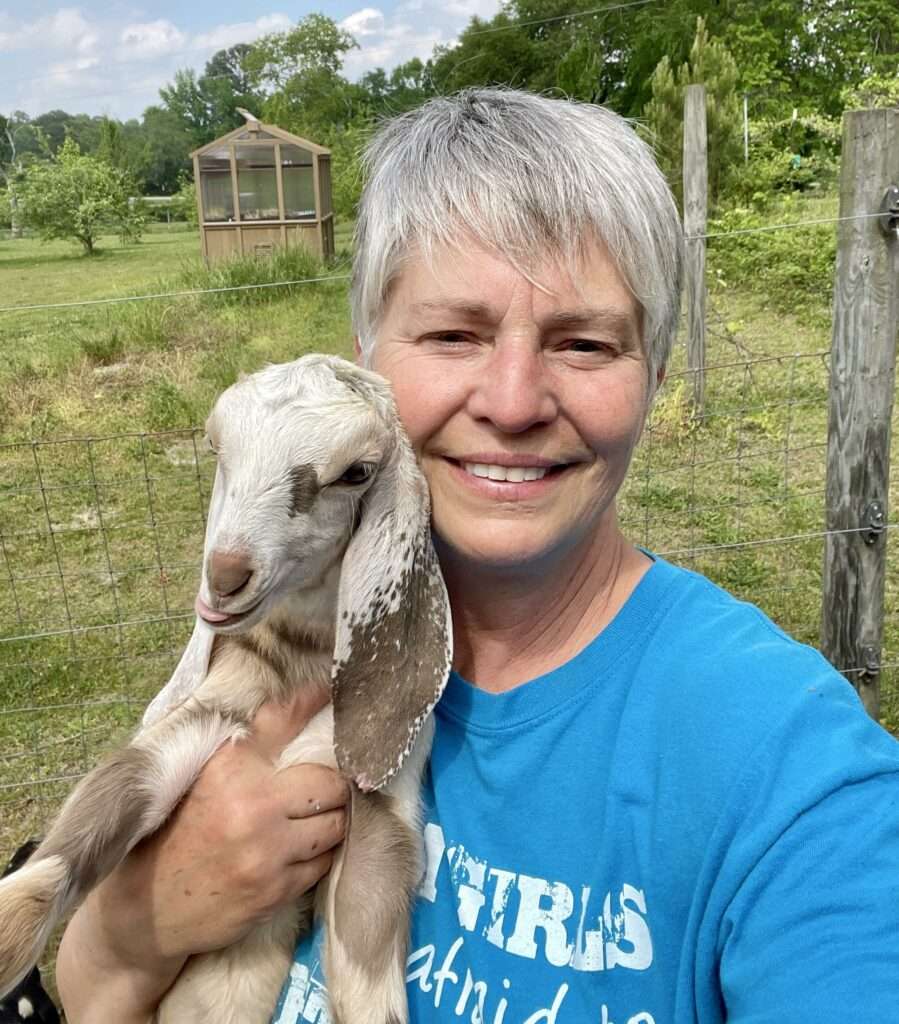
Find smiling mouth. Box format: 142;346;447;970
452;460;570;483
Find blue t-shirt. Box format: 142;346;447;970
273;555;899;1023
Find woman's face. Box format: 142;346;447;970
370;239;650;575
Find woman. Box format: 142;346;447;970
58;89;899;1023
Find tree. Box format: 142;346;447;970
159;70;211;147
201;44;264;138
243;14;357;93
19;138;140;254
644;18;742;205
0;112;47;238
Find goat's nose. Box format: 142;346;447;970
208;549;253;598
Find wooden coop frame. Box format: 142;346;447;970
191;114;334;264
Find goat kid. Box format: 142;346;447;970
0;355;452;1024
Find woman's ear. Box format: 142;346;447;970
354;336;363;364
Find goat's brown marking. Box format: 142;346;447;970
288;464;318;517
333;524;449;788
332;791;418;980
39;743;157;894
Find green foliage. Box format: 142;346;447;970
244;14;357;92
728;115;841;208
19;139;142;254
171;173;198;227
842;70;899;110
707;204;836;315
644;17;742;205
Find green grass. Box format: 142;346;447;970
1;195;897;877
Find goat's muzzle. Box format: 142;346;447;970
207;549;254;599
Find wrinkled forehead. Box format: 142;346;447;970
207;371;391;468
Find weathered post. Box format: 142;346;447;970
683;84;708;415
821;108;899;719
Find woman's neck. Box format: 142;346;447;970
439;525;651;693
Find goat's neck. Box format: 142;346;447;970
202;567;339;721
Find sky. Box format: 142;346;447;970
0;0;503;121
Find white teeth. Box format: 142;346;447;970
462;462;549;482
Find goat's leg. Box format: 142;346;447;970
154;702;337;1023
155;897;312;1024
0;703;238;997
322;791;420;1024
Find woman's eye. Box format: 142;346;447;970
568;339;610;354
336;462;376;485
428;331;470;345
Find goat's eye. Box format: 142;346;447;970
204;435;218;455
336;462;376;485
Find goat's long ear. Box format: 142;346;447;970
142;463;225;728
332;429;452;791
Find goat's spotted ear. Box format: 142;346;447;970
331;422;452;792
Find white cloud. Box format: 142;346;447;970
0;7;99;54
443;0;502;16
117;20;187;60
192;13;292;53
340;0;502;79
340;8;386;38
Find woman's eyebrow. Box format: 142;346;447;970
407;299;494;320
544;307;636;334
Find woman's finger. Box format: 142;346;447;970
282;807;347;866
273;762;350;820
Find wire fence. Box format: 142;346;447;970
1;200;897;873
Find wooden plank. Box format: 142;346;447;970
683;84;708;414
821;108;899;718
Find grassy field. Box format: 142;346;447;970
1;200;897;879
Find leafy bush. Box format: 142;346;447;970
18;138;143;254
707;204;836;315
842;70;899;111
171;172;198;227
725;115;840;209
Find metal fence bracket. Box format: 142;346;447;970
862;499;886;545
878;185;899;238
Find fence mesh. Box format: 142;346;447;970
1;222;897;874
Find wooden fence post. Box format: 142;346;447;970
821;108;899;719
683;84;708;415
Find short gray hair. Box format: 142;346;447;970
352;87;683;383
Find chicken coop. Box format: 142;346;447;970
191;112;334;263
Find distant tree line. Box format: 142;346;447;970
1;0;896;248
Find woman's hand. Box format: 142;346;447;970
57;689;348;1023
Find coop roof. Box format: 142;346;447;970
191;120;330;159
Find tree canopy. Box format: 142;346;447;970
2;2;896;224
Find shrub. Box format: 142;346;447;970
18;139;143;254
707;204;836;316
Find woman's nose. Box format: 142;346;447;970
466;342;558;434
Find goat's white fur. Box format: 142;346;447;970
0;355;452;1024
